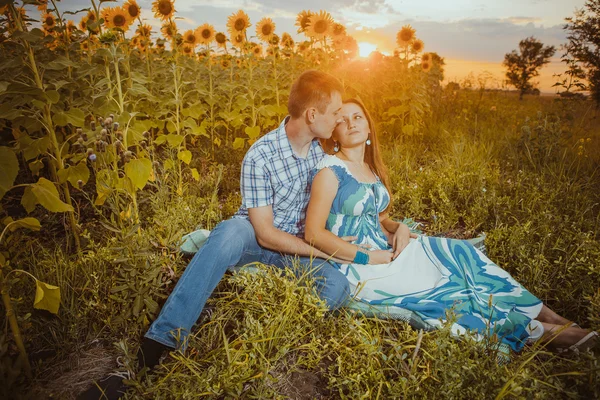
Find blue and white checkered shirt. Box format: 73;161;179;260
233;118;325;237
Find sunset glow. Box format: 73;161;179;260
358;42;377;58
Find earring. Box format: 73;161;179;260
366;139;371;146
333;142;339;152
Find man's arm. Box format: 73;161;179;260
248;206;333;259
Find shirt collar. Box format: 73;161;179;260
277;116;322;160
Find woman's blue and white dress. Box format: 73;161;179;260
315;155;543;352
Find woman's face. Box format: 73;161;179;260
333;102;370;149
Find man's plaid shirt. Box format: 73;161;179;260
233;118;325;237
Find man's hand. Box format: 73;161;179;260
392;224;418;260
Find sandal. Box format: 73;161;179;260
567;331;599;353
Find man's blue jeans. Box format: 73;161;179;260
145;218;351;349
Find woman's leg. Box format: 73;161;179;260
536;305;572;325
539;323;592;348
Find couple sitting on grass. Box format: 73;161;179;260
81;70;597;399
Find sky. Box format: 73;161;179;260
51;0;587;92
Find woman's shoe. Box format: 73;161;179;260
566;331;599;353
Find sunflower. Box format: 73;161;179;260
226;10;250;36
421;52;431;63
104;7;131;30
138;37;149;52
269;33;279;46
160;21;177;39
411;39;424;53
255;17;275;42
421;60;432;72
0;5;7;15
182;43;194;56
215;32;227;49
37;0;48;12
295;10;313;34
197;50;208;60
230;32;245;48
152;0;175;21
123;0;141;20
281;32;294;48
42;12;56;31
221;57;231;68
80;39;90;51
196;23;215;45
305;10;333;40
136;24;152;37
131;35;140;47
85;10;99;33
66;20;77;35
235;58;242;67
297;41;309;54
183;29;198;46
396;24;415;47
79;16;88;31
251;43;263;57
332;22;346;39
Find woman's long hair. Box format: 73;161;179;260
322;97;392;213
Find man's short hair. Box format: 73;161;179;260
288;70;344;118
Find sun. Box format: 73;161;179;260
358;42;377;58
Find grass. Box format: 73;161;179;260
2;91;600;399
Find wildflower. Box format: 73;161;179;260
161;21;177;39
421;61;432;72
152;0;175;21
196;23;215;45
306;10;333;40
295;10;313;34
411;39;424;53
482;188;487;193
227;10;250;36
183;29;198;46
123;0;141;21
396;24;415;47
256;17;275;42
104;7;131;31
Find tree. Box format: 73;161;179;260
503;37;556;100
562;0;600;105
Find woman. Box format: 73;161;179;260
305;98;597;353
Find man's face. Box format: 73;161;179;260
310;91;343;139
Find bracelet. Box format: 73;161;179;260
353;250;370;264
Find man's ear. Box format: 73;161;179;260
305;107;317;124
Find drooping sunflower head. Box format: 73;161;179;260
281;32;294;48
215;32;227;48
421;52;431;63
124;0;141;20
295;10;313;34
256;17;275;42
332;22;346;39
227;10;250;36
411;39;424;53
421;60;432;72
196;23;215;45
306;10;333;40
42;12;56;31
230;32;245;48
85;10;99;33
152;0;175;21
183;29;197;45
396;24;415;47
104;7;131;31
161;21;177;39
86;10;97;22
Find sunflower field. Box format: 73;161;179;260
1;0;600;398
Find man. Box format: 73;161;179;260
80;70;350;399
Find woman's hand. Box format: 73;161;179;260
392;224;418;260
368;249;393;265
